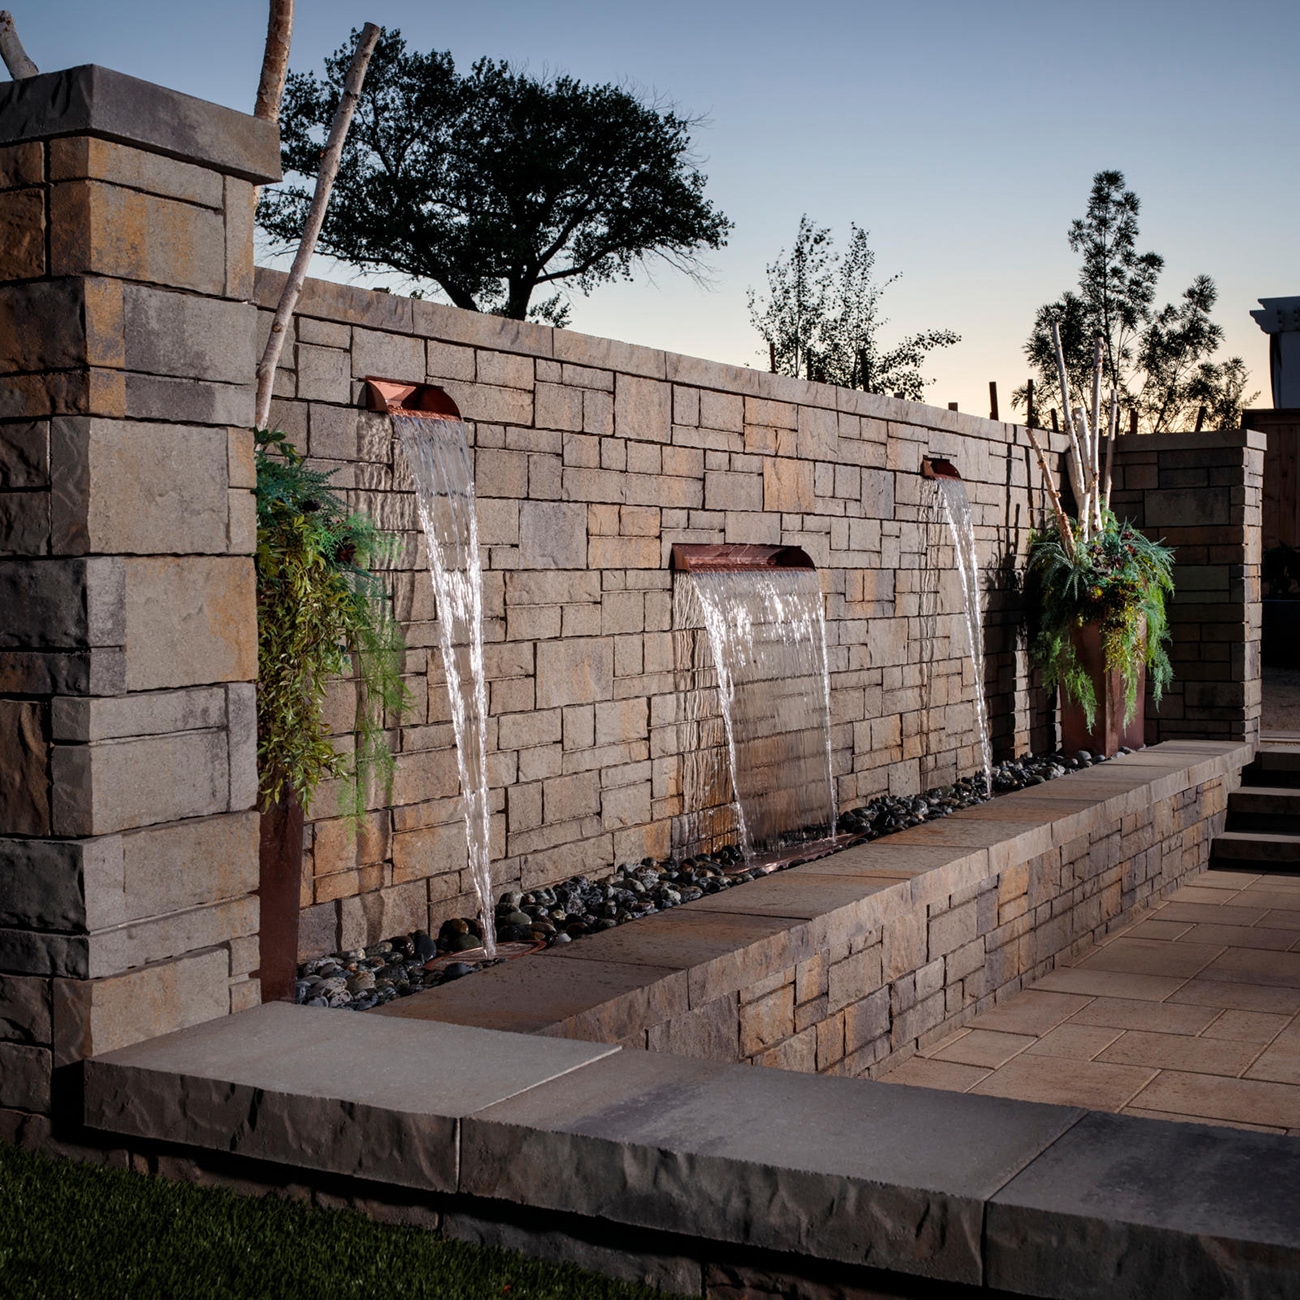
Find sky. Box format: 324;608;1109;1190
17;0;1299;415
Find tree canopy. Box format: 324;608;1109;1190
1018;170;1255;433
258;28;732;325
748;217;959;401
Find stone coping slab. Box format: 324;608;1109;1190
82;1002;617;1191
0;65;281;182
81;1001;1300;1294
378;742;1251;1041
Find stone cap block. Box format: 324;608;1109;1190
83;1001;619;1192
463;1046;1083;1286
0;66;279;184
987;1109;1300;1296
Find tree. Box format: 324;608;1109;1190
1017;170;1256;433
748;217;959;401
258;28;731;325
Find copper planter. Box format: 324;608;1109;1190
1060;621;1146;756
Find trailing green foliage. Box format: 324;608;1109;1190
1027;516;1174;730
0;1140;677;1300
255;429;407;819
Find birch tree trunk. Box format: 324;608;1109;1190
0;10;38;78
254;0;295;122
254;22;380;431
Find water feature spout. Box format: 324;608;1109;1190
388;391;497;959
921;455;961;481
672;543;836;865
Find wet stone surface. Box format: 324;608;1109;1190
295;749;1122;1010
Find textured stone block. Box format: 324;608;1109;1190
48;136;223;207
0;489;49;555
615;375;670;441
51;727;229;836
519;502;586;569
764;457;815;512
0;700;48;835
122;374;254;428
536;638;614;708
0;1041;50;1110
0;280;91;374
122;285;256;384
0;141;42;189
50;180;225;293
120;811;259;920
53;948;231;1064
0;187;44;278
0;973;51;1044
50;418;229;555
0;421;49;490
124;556;255;690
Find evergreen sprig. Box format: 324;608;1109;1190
1027;516;1174;730
254;429;409;821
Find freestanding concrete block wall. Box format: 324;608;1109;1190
0;66;1263;1144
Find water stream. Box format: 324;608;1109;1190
393;414;495;958
677;568;837;862
935;476;993;793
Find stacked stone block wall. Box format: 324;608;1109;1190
0;67;279;1139
254;270;1075;954
592;748;1239;1079
1110;431;1263;746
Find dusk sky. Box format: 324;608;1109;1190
19;0;1298;416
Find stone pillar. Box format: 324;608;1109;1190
0;66;278;1144
1110;430;1263;747
1250;297;1300;410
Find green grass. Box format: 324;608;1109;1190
0;1140;679;1300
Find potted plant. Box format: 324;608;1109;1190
254;428;408;999
1022;326;1175;754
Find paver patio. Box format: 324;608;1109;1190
880;865;1300;1134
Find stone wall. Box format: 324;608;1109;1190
1110;431;1263;746
0;67;278;1140
253;269;1072;955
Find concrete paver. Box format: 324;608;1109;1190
879;869;1300;1135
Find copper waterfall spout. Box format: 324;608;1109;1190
364;376;462;419
921;456;962;481
670;543;816;573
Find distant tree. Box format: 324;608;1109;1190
748;217;959;400
259;28;732;325
1016;170;1256;432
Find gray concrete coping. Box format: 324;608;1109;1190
82;1002;617;1192
81;1001;1300;1295
0;65;280;183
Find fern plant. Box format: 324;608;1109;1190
255;428;408;821
1027;515;1174;730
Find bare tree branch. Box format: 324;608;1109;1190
0;10;39;79
255;22;380;430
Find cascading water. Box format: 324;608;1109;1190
934;476;993;793
393;414;495;958
676;566;837;862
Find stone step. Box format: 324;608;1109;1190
1243;748;1300;788
1212;828;1300;866
1227;786;1300;832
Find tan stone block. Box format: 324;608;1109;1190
519;501;586;569
883;908;927;981
475;350;534;390
535;637;613;708
587;535;661;569
0;700;49;836
123;557;254;691
543;771;601;822
0;1041;50;1110
0;143;42;190
392;821;467;884
0;189;45;278
595;698;648;745
426;340;475;381
614;374;670;441
52;948;229;1064
740;983;796;1056
49;180;225;294
763;457;815;512
705;470;762;512
646;993;739;1060
533;381;583;431
828;946;883;1013
699;390;744;433
602;781;650;830
351;328;423;382
311;812;391;875
0;973;52;1044
51;419;229;555
48;138;223;207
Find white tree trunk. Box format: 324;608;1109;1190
1050;322;1088;533
1025;425;1076;560
0;10;39;78
254;22;380;431
254;0;295;122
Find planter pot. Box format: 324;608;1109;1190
258;794;304;1003
1060;621;1147;756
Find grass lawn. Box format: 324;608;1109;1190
0;1140;681;1300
